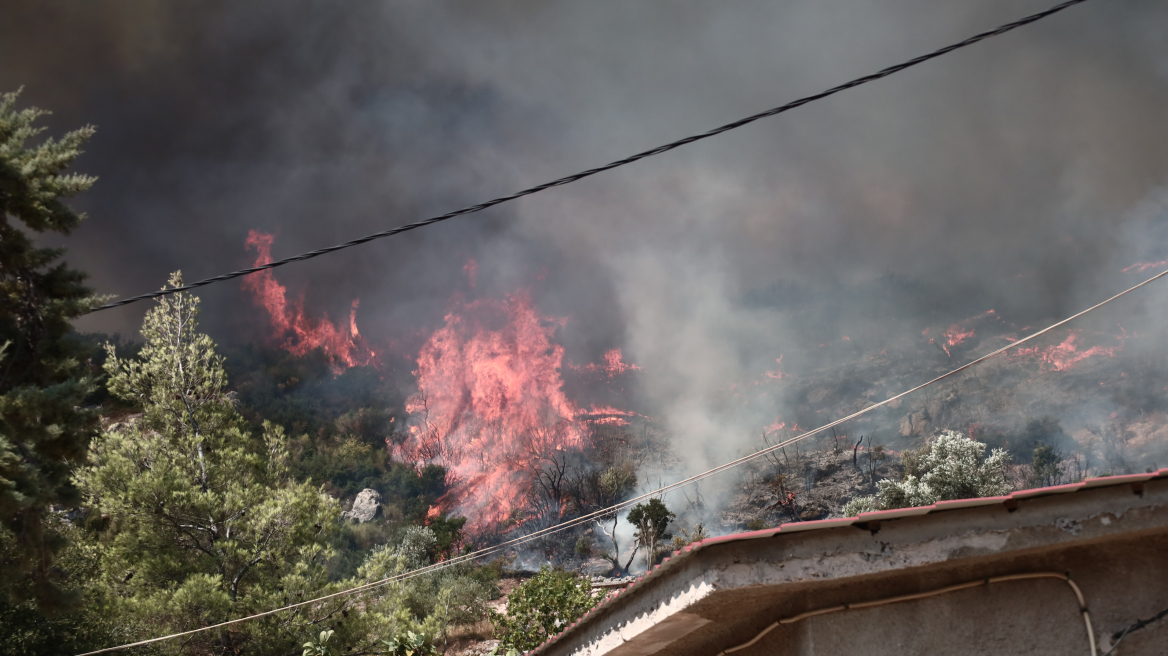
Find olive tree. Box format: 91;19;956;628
626;498;674;569
843;431;1011;516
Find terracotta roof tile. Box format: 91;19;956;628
526;468;1168;655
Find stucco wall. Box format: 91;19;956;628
539;474;1168;656
749;533;1168;655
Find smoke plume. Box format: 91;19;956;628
5;0;1168;508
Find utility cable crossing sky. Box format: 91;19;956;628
74;1;1127;654
87;0;1092;314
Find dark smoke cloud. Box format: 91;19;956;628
4;0;1168;476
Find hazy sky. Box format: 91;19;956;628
4;1;1168;472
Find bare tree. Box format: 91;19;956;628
768;473;802;522
595;513;638;575
862;434;886;484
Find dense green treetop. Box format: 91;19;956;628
75;274;343;655
626;498;674;569
490;567;598;652
0;87;101;607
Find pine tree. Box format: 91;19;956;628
75;274;343;655
0;88;101;606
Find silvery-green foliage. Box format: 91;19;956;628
398;525;438;569
843;431;1012;516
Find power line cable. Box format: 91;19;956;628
86;0;1092;314
1103;604;1168;655
75;263;1168;656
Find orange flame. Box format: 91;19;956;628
943;324;976;347
602;348;640;376
400;291;587;534
242;231;378;370
463;258;478;288
1014;329;1125;372
578;404;646;426
574;348;642;378
925;310;998;357
1122;260;1168;274
764;355;785;380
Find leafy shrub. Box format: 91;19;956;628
844;431;1012;516
353;526;490;652
598;464;637;503
744;518;769;531
426;513;468;559
303;629;336;656
1030;443;1063;487
490;568;599;652
671;523;708;550
381;630;438;656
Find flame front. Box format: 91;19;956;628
943;324;975;347
1122;259;1168;274
574;348;641;377
401;291;587;534
242;231;378;370
1015;329;1125;372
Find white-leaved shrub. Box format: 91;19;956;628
843;431;1012;516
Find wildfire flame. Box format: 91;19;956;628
1014;328;1125;372
1122;260;1168;274
242;231;378;370
943;324;976;347
764;355;785;380
463;258;478;288
927;310;997;357
574;348;641;377
400;291;588;534
579;404;643;426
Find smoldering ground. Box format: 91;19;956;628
4;0;1168;495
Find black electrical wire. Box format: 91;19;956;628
87;0;1093;314
1103;605;1168;655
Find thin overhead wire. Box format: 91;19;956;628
1102;604;1168;655
75;263;1168;656
86;0;1093;314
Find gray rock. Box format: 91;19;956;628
461;639;500;656
581;557;616;576
342;488;382;523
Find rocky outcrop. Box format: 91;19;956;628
343;488;382;523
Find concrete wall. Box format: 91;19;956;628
539;475;1168;656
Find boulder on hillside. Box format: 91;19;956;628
581;557;616;576
343;488;382;523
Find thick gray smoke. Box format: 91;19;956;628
4;0;1168;487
